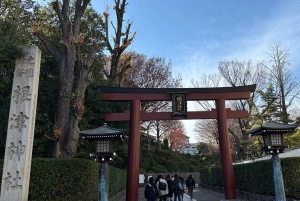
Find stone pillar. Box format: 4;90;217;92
98;163;109;201
272;154;286;201
0;46;41;201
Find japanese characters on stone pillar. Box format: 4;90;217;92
0;46;41;201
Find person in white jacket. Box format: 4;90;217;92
156;175;169;201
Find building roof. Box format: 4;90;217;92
246;121;299;136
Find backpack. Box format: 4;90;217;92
158;181;167;190
187;177;193;187
178;182;183;190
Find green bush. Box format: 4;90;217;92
152;165;167;173
109;165;127;196
139;168;147;174
165;160;178;172
281;157;300;199
179;161;189;172
140;157;150;171
188;164;196;172
29;158;98;200
200;157;300;199
234;160;273;195
0;158;126;201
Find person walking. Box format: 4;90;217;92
166;175;174;201
145;177;160;201
186;175;196;200
173;174;183;201
156;175;169;201
179;176;185;200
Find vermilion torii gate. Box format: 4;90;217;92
99;84;256;201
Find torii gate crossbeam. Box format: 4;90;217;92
99;85;256;201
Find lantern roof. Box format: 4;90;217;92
246;121;299;136
79;123;125;141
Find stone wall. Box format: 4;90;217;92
200;183;300;201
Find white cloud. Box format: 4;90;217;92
173;4;300;143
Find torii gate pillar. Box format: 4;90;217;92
216;98;236;199
126;99;141;201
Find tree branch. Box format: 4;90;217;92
52;1;64;24
33;30;61;63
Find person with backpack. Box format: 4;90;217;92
156;175;168;201
145;177;160;201
186;175;196;200
179;176;185;200
172;174;182;201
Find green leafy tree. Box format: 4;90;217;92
284;130;300;148
0;20;27;158
253;84;279;125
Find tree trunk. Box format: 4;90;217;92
63;62;90;157
32;0;97;158
157;125;161;151
147;127;150;150
57;51;76;158
53;140;60;158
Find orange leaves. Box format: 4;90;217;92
169;128;187;150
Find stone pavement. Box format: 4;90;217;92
118;185;249;201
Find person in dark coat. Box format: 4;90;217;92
186;174;196;199
179;176;185;200
166;175;174;201
173;174;182;201
145;177;159;201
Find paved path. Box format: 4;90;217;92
119;185;249;201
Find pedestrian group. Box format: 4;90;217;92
144;174;196;201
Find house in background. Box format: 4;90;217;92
184;143;198;155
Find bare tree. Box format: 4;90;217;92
121;52;183;150
102;0;136;86
32;0;101;158
192;60;266;161
262;43;300;123
218;60;267;160
194;119;219;145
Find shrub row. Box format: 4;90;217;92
139;147;200;173
0;158;127;201
199;157;300;199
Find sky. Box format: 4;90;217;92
91;0;300;143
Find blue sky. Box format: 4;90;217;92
91;0;300;143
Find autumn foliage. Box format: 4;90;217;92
169;128;188;153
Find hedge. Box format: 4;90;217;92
200;157;300;199
0;158;127;201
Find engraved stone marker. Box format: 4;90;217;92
0;46;41;201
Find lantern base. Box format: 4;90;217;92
261;145;288;155
90;152;117;163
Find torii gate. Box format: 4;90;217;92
99;84;256;201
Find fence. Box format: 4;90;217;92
234;147;300;165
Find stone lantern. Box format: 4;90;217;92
246;120;299;201
80;123;125;201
